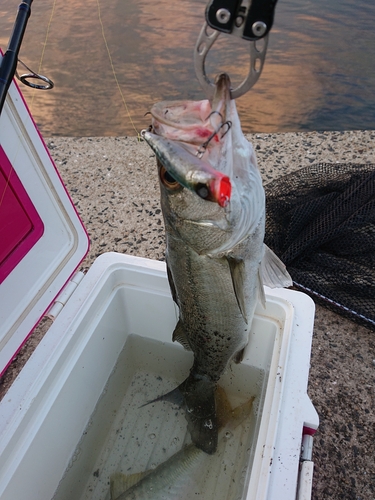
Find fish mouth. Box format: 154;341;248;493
211;73;232;120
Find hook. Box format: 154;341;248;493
196;120;232;158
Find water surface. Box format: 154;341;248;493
0;0;374;136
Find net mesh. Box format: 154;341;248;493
264;162;375;330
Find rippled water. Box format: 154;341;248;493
0;0;374;136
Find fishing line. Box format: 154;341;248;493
2;0;140;209
29;0;57;110
96;0;140;139
0;167;13;209
0;0;57;210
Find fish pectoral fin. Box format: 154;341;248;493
110;470;151;499
261;245;293;289
226;256;248;324
172;320;192;350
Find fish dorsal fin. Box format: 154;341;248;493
110;470;151;499
261;245;293;288
226;256;248;324
172;320;192;350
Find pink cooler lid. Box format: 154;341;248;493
0;76;89;376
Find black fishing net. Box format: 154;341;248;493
264;162;375;331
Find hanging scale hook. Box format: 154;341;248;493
194;22;268;101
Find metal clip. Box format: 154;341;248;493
205;0;278;41
194;22;268;100
16;59;54;90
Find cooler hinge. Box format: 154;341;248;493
301;434;313;462
296;434;314;500
46;271;85;320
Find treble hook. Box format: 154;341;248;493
196;120;232;158
16;59;54;90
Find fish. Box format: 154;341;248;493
142;73;291;455
110;387;255;500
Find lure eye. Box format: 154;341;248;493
159;164;181;190
196;183;209;200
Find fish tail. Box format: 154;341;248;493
142;372;218;455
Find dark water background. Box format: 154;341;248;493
0;0;374;136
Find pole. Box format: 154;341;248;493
0;0;33;115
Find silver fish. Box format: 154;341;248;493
111;447;203;500
110;389;255;500
142;73;291;455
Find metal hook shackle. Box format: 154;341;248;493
194;22;268;100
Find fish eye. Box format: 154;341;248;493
159;164;181;190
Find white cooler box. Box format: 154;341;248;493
0;76;319;500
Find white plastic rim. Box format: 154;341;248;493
0;253;318;500
0;73;89;376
